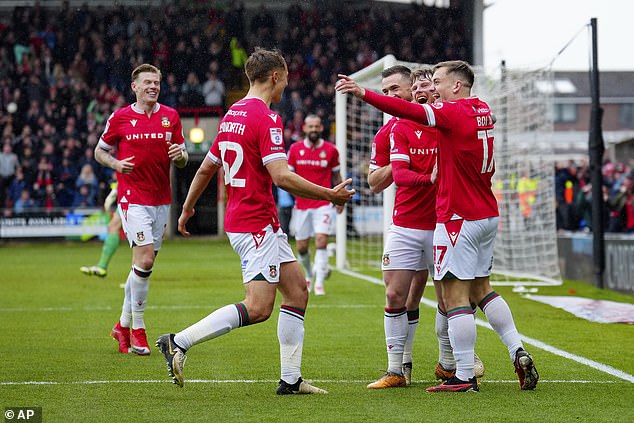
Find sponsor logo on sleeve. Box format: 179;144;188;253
270;128;283;145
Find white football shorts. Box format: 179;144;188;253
118;203;169;250
227;224;296;284
293;205;336;241
433;216;499;281
381;224;434;273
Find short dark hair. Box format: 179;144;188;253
245;47;287;83
433;60;474;88
131;64;161;82
381;65;411;80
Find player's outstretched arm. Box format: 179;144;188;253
266;159;355;206
334;74;366;98
178;159;221;237
336;74;428;125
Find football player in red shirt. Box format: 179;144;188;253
337;60;538;392
287;114;342;296
95;64;188;356
157;48;354;394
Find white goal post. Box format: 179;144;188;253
335;55;562;285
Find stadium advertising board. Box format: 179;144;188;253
0;209;107;239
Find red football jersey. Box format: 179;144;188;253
287;139;340;210
389;119;437;230
361;91;499;222
207;97;287;233
99;103;185;206
423;98;498;222
369;116;398;171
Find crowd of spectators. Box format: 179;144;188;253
0;1;470;216
556;159;634;233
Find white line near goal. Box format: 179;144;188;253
340;268;634;384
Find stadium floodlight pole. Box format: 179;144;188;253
588;17;605;288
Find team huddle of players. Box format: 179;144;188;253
93;47;538;395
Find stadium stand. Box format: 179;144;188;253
0;1;471;218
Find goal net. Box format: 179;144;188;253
335;55;562;285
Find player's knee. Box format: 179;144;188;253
246;303;274;323
385;288;407;308
136;256;155;272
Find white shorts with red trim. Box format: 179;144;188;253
381;224;434;273
118;203;169;250
227;224;296;284
293;205;336;240
433;216;498;281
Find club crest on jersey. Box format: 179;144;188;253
431;102;444;109
269;265;278;278
319;151;326;159
382;253;390;266
269;128;283;145
136;232;145;243
161;117;171;128
130;119;138;127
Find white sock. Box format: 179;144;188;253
447;308;476;381
130;265;151;330
313;248;328;290
403;309;419;364
298;250;313;282
480;292;523;361
119;276;132;328
174;303;247;351
384;307;407;374
435;308;454;368
278;305;305;385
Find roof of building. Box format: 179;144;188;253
553;71;634;98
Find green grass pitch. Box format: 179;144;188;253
1;238;633;422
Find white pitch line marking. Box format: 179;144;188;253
0;379;625;386
342;269;634;384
